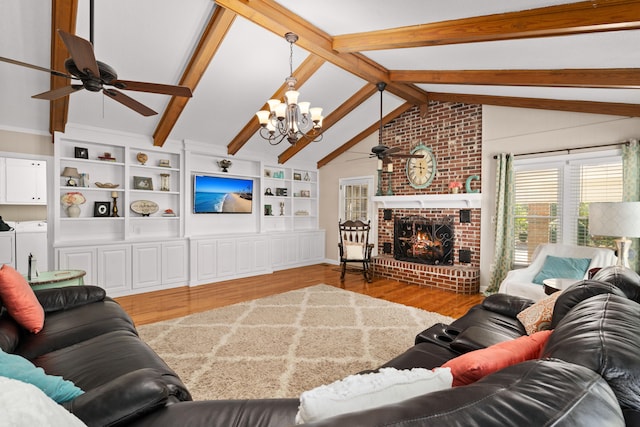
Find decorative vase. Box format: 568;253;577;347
67;204;81;218
450;187;459;194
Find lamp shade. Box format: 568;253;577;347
589;202;640;238
61;167;81;178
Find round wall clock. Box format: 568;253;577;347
406;144;436;189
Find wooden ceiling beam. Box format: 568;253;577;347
428;91;640;117
278;83;378;164
333;0;640;52
153;6;236;147
215;0;429;106
390;69;640;89
49;0;78;136
317;102;413;168
227;55;325;155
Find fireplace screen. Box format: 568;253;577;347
394;216;454;265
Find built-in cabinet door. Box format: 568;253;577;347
132;243;162;289
254;238;269;271
236;237;269;274
57;247;97;286
5;158;47;204
97;245;131;294
300;231;325;263
196;239;217;282
270;233;298;269
217;239;236;277
162;240;188;284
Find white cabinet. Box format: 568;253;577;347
269;230;325;270
0;232;15;267
56;239;186;297
3;158;47;204
190;235;271;286
132;243;161;289
98;245;132;294
57;247;97;286
162;240;188;285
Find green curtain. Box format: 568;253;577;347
486;153;515;294
622;139;640;272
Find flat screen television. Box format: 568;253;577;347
193;175;253;214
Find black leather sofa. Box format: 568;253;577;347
2;266;639;426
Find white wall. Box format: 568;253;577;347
319;132;378;263
480;106;640;290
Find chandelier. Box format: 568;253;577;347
256;32;323;145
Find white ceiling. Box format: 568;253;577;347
1;0;638;166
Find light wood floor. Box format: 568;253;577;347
115;264;485;326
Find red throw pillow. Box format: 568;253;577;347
0;264;44;333
442;330;552;387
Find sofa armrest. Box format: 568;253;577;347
481;293;534;318
35;286;106;313
63;368;169;427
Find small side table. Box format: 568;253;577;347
27;270;86;291
542;278;578;295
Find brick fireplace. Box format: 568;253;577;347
371;101;482;294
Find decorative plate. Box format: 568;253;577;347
130;200;159;216
95;182;120;188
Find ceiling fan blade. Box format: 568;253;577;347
110;80;192;97
383;147;402;155
57;30;100;78
103;89;157;116
0;56;74;79
32;85;84;100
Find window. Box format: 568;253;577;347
514;151;622;266
340;179;371;221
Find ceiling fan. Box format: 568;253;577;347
369;82;422;164
0;4;191;116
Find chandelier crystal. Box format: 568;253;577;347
256;32;323;145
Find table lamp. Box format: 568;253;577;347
61;167;81;187
589;202;640;268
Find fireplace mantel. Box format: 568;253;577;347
372;193;482;209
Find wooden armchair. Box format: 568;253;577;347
338;219;374;282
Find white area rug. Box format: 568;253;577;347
137;284;454;400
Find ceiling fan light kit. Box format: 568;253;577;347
256;32;324;145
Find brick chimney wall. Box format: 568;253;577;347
377;101;482;267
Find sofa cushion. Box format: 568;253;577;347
442;330;552;386
298;359;624;427
542;293;640;411
516;291;561;335
592;265;640;302
0;264;45;333
532;255;591;285
550;279;626;328
30;329;191;402
295;367;452;424
0;312;20;352
15;298;137;360
0;376;87;427
0;349;84;403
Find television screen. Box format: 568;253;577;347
193;175;253;214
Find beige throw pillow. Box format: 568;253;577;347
516;291;561;335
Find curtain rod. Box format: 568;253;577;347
492;141;630;159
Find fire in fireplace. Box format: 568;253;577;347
394;215;454;265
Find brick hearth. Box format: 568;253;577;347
373;255;480;294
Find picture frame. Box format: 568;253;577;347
293;172;302;181
133;176;153;190
74;147;89;159
93;201;111;217
300;190;311;198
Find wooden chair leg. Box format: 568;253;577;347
340;262;346;280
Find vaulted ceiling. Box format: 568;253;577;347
1;0;639;168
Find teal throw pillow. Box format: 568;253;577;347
0;349;84;403
532;255;591;285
